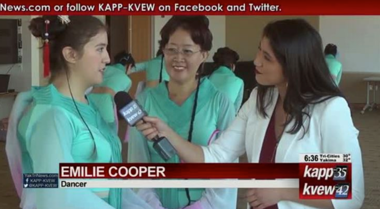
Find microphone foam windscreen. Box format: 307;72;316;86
114;91;133;110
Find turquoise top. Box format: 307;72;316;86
208;66;244;114
128;78;238;209
325;54;343;86
90;63;132;131
131;55;170;82
98;63;132;93
17;84;122;209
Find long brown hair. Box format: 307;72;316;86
257;19;344;137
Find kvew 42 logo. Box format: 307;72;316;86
302;183;350;198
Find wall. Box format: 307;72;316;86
320;16;380;104
226;16;320;61
94;15;106;23
0;16;32;92
108;16;128;63
320;16;380;73
0;16;32;119
152;16;226;62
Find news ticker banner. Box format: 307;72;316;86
0;0;380;15
23;154;351;199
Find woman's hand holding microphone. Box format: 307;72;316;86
136;116;205;163
135;116;174;140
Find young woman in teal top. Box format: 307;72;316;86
128;16;238;209
128;49;170;88
208;47;244;114
324;43;342;86
14;16;152;209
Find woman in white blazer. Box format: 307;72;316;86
135;19;365;209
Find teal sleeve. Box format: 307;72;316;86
104;75;131;93
131;61;148;73
334;63;342;85
217;93;236;135
28;108;114;209
127;126;151;163
145;58;164;81
234;81;244;114
101;66;132;93
330;63;342;78
88;94;116;128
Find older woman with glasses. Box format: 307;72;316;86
127;16;238;209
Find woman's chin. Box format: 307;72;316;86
92;76;103;86
169;73;189;83
255;75;273;86
173;76;193;84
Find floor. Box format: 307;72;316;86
0;109;379;209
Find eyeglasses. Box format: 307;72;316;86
163;48;201;57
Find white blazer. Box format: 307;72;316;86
202;88;364;209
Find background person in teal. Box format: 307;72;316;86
128;48;170;88
89;51;135;133
208;47;244;114
324;43;342;86
128;16;238;209
13;16;152;209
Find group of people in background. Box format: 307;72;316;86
0;15;361;209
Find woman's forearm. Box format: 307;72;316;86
131;62;147;73
282;189;334;209
166;130;205;163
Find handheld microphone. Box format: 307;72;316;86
114;91;177;161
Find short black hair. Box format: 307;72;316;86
114;50;135;67
212;47;239;70
160;16;212;51
324;44;338;57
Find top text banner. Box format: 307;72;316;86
0;0;379;15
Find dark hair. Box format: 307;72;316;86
212;47;240;70
160;16;212;52
114;50;135;68
324;43;338;57
257;19;344;137
29;16;107;79
156;47;163;57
